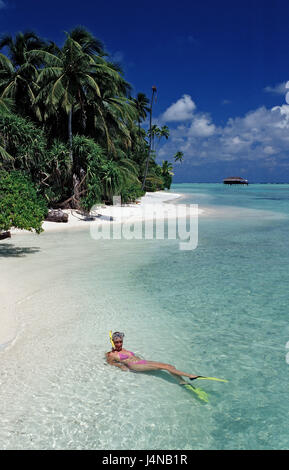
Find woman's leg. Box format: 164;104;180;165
128;361;198;380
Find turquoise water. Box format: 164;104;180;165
0;183;289;449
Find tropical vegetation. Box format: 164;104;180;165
0;170;47;233
0;27;183;233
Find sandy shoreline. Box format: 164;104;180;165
10;189;281;238
10;190;203;235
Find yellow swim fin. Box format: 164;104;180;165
193;376;228;383
182;383;209;403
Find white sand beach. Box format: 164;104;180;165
10;190;203;235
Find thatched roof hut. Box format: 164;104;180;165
223;176;248;185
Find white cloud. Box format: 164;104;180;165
161;94;196;122
158;99;289;170
264;145;276;155
189;115;216;137
264;82;287;95
0;0;7;9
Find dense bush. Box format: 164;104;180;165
0;170;48;233
120;181;145;203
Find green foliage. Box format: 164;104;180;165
174;151;184;163
145;164;165;191
162;173;172;189
99;159;129;203
0;170;48;233
161;160;174;189
0;28;175;219
43;139;71;203
0;112;46;179
78;137;105;211
72;134;104;173
120;181;145;203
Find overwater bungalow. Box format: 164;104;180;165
223;176;248;185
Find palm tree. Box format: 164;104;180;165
29;34;133;158
142;85;157;190
148;124;170;151
148;124;160;151
133;92;150;135
100;157;138;203
28;36;100;159
0;31;49;67
0;31;51;117
174;151;184;163
161;160;174;174
161;160;174;189
69;26;104;56
0;53;38;116
159;125;170;140
27;32;138;208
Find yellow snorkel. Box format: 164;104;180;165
109;331;115;349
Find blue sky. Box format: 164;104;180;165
1;0;289;182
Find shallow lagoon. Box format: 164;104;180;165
0;184;289;449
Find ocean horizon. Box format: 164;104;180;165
0;183;289;450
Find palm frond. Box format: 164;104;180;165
26;49;62;67
0;53;14;73
51;74;66;106
83;73;101;97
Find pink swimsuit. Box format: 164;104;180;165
118;351;147;366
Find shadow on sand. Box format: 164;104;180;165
131;369;183;385
0;242;40;258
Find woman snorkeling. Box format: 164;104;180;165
106;331;199;384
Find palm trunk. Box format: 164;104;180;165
141;88;155;191
68;107;73;163
68;106;78;209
